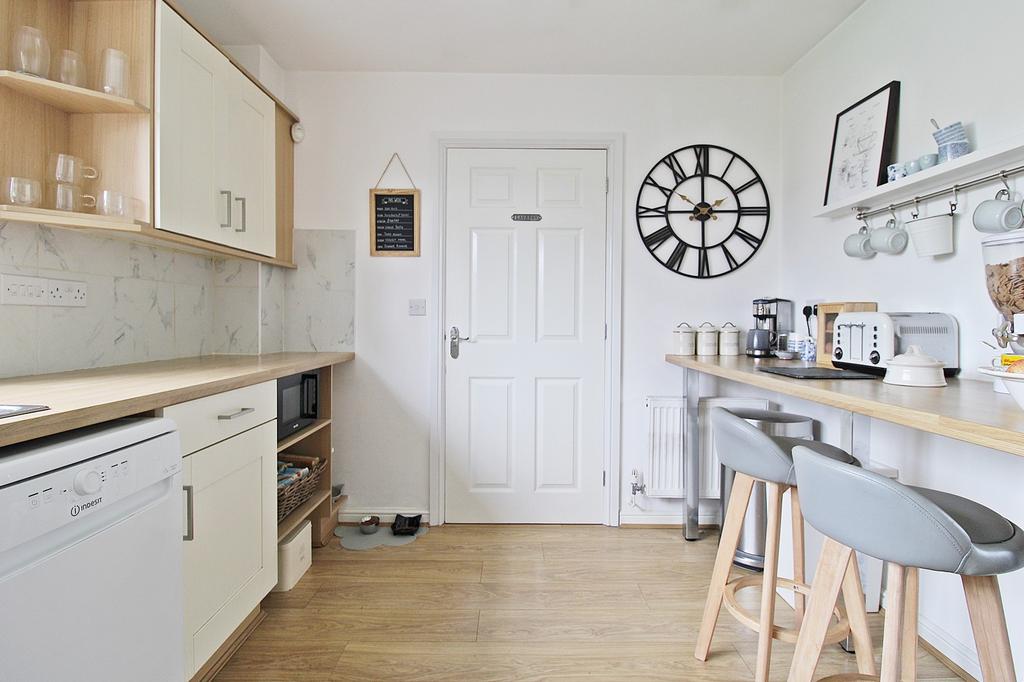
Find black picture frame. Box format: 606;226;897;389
823;80;900;207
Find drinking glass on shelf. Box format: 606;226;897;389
96;189;128;218
49;182;96;212
58;49;84;87
100;48;128;98
2;177;42;207
11;26;50;78
48;153;100;185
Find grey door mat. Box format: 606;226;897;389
334;524;429;550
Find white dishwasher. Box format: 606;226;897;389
0;418;184;682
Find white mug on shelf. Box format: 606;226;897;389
869;218;909;254
843;226;876;259
973;190;1024;233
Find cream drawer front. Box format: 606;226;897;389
161;381;275;455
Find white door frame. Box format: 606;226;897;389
430;133;625;526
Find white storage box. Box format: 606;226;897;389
273;520;312;592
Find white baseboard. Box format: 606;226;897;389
338;507;430;524
917;616;980;681
618;513;719;526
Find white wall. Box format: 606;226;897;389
290;72;783;521
781;0;1024;675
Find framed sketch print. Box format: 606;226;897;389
822;81;900;206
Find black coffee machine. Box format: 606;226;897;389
746;298;793;357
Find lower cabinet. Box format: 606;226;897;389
179;419;276;677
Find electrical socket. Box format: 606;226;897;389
408;298;427;316
46;278;87;308
1;274;47;306
0;274;86;307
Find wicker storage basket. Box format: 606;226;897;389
277;454;327;522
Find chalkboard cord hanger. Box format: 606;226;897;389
374;152;417;190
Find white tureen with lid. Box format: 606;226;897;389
883;345;947;387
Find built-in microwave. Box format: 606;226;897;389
277;372;319;441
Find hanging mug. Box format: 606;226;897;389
973;189;1024;233
869;218;909;254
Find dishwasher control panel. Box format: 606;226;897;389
0;433;180;554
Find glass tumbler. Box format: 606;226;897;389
100;48;128;98
11;26;50;78
2;177;42;207
58;49;84;87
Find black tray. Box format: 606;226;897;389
757;367;877;380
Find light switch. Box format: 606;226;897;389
408;299;427;316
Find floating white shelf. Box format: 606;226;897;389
816;136;1024;218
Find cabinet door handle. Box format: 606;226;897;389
219;190;233;228
217;407;255;420
234;196;247;232
183;485;194;541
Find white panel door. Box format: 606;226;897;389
445;148;607;523
222;68;276;256
156;2;229;241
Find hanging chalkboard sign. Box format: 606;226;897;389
369;188;420;257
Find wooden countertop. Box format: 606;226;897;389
665;354;1024;458
0;352;354;448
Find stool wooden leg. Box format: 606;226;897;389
841;552;877;677
901;567;919;682
961;575;1017;682
788;536;852;682
790;487;806;624
880;563;907;682
695;471;755;662
754;481;785;682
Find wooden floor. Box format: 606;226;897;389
215;525;966;681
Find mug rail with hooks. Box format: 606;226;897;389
853;164;1024;221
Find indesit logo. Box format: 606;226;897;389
70;497;102;517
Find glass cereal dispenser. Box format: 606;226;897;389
983;229;1024;352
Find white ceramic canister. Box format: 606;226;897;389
673;322;696;355
718;322;741;356
696;322;719;356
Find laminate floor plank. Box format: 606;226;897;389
213;525;960;682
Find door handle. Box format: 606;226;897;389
217;407;255;420
449;326;471;359
182;485;194;541
234;196;247;232
219;190;232;228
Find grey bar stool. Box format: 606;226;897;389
790;446;1024;682
696;408;876;682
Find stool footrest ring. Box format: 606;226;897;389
722;574;851;646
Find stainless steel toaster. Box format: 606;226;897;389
831;312;960;376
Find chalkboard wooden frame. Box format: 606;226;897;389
369;188;421;257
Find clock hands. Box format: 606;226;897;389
682;196;728;221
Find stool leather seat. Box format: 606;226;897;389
793;446;1024;577
711;407;857;486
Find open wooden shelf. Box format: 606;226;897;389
277;488;330;542
0;204;146;231
0;70;150;114
817;135;1024;218
276;418;332;452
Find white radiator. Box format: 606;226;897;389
644;396;686;497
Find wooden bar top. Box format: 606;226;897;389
0;352;354;448
665;354;1024;458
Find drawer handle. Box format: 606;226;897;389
183;485;194;542
217;407;255;421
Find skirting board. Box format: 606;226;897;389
339;508;430;524
917;616;981;682
619;513;719;526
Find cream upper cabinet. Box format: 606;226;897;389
156;2;276;257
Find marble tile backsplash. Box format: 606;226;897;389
0;223;356;379
282;230;355;353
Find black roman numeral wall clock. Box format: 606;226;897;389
636;144;770;278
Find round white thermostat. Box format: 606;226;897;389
290;122;305;143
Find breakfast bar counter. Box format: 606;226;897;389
666;354;1024;539
0;352;354;448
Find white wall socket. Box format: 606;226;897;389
1;274;87;307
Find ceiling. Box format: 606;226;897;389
172;0;866;76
